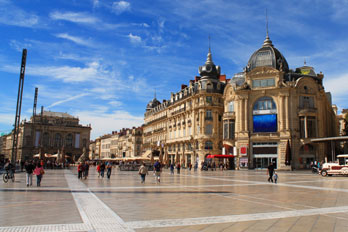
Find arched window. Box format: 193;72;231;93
253;97;277;133
205;141;213;150
66;134;73;147
42;132;50;147
54;133;62;147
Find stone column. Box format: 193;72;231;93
244;97;248;131
238;98;242;132
285;95;289;130
279;95;284;131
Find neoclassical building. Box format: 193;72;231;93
143;49;228;167
1;110;91;162
223;34;338;170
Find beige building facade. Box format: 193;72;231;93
1;111;91;162
223;35;338;170
91;127;143;160
144;49;228;167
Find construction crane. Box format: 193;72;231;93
11;49;27;164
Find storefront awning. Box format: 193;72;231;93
206;154;235;159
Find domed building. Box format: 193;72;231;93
223;34;338;170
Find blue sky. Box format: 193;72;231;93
1;0;348;139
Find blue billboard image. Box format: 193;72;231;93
253;114;277;132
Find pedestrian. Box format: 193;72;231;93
154;161;161;183
106;162;112;179
33;163;45;187
274;172;278;183
77;162;83;179
189;163;192;171
194;162;198;171
212;161;216;171
100;162;106;178
24;160;35;187
96;163;101;178
267;162;274;183
138;162;148;183
83;161;89;179
170;163;174;175
20;160;25;172
176;163;181;174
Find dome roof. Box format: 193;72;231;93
246;35;289;72
146;97;161;111
296;65;316;76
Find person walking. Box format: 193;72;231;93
154;161;161;183
77;162;83;179
106;162;112;179
267;162;275;183
176;163;181;174
33;163;44;187
274;172;278;184
138;162;148;183
100;162;106;178
24;161;35;187
83;161;89;180
96;163;101;178
170;163;174;175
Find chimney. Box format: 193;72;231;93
181;84;187;90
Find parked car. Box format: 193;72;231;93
321;154;348;177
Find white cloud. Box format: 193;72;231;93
112;1;131;14
50;11;98;24
0;1;39;28
26;61;106;83
76;110;143;139
55;33;94;47
47;93;89;108
128;33;142;44
324;73;348;96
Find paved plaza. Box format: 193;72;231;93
1;167;348;232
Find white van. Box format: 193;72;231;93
321;154;348;177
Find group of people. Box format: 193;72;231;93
77;161;90;179
138;161;162;183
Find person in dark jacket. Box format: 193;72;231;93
267;162;275;183
25;160;35;187
100;162;106;178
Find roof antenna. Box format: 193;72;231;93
208;34;211;53
304;58;307;66
266;9;269;38
263;9;273;47
154;89;156;99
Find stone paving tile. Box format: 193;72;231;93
1;167;348;231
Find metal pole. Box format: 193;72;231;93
11;49;27;164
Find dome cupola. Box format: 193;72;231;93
146;92;161;111
198;47;221;79
246;33;289;72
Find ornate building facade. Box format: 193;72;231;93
1;110;91;162
143;49;228;167
91;127;143;160
223;34;338;170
